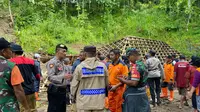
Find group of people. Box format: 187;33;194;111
1;36;200;112
45;43;200;112
0;37;43;112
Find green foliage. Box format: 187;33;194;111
6;0;200;56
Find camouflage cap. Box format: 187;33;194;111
126;48;136;55
126;48;139;57
166;55;172;59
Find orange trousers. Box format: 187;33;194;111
105;97;109;109
108;87;124;112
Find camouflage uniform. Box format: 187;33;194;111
122;60;150;112
0;56;19;112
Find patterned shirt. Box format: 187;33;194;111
129;60;148;87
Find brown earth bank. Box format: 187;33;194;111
0;9;16;42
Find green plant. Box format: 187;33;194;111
5;0;199;56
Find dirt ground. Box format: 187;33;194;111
36;88;193;112
38;63;194;112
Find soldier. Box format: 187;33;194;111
118;48;150;112
0;38;30;112
71;46;109;112
46;44;72;112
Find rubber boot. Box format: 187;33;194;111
160;88;168;98
168;91;174;102
35;92;41;101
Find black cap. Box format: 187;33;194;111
149;50;156;54
56;44;68;51
11;44;24;52
149;50;156;56
145;54;150;59
190;56;198;65
0;37;10;50
84;46;96;53
172;54;176;58
191;57;200;67
179;55;186;60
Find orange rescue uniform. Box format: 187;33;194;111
164;63;174;82
161;62;174;101
108;60;128;112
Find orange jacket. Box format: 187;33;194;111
164;62;174;82
108;60;128;85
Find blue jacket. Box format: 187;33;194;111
72;59;81;73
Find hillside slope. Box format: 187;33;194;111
0;9;16;41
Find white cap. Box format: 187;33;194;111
34;53;41;58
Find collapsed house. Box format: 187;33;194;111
97;36;181;63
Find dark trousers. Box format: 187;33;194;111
148;77;161;104
47;84;67;112
192;92;197;109
66;85;70;105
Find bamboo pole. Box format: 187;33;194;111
8;0;14;27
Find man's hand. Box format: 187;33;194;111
118;77;123;82
117;76;126;83
71;94;76;103
64;74;72;80
110;85;118;92
13;84;30;111
117;75;127;80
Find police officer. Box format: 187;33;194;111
0;38;30;112
71;46;109;112
46;44;71;112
